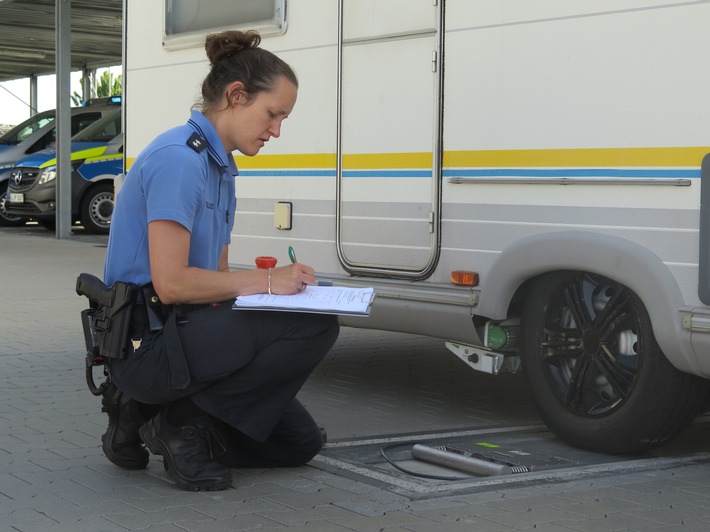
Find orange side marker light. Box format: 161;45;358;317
451;270;479;287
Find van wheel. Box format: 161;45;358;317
0;181;26;227
521;271;707;454
80;182;114;235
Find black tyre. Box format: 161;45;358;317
0;181;26;227
80;182;114;234
521;271;707;454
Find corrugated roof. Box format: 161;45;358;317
0;0;122;83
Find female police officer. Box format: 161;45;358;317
100;30;339;491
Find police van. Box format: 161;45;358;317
122;0;710;454
5;108;122;234
0;98;120;227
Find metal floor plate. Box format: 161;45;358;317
312;420;710;498
300;329;710;498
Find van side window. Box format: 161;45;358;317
71;113;103;136
164;0;286;50
27;131;53;154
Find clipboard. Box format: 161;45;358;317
233;286;375;317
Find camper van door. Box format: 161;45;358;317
337;0;443;279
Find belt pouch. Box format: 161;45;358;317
142;283;167;332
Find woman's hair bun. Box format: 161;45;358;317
198;28;297;111
205;30;262;67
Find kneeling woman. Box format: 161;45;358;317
100;30;339;491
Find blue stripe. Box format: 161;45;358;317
238;169;430;178
238;169;336;177
343;170;432;178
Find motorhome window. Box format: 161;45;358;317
164;0;286;50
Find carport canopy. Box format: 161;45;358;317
0;0;122;239
0;0;122;84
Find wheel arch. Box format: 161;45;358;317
78;177;114;206
79;179;114;233
476;230;701;376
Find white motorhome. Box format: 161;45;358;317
123;0;710;454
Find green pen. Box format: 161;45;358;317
288;245;297;263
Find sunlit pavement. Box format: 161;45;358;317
2;225;710;531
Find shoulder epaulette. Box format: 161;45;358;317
186;132;208;153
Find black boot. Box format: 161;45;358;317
139;410;232;491
101;382;150;470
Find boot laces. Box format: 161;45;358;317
183;424;227;462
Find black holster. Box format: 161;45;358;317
76;273;140;361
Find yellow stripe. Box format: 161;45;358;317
84;153;123;164
235;152;432;169
342;152;432;169
235;153;336;169
444;147;710;168
40;146;108;169
128;146;710;172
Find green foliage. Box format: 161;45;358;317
71;69;122;106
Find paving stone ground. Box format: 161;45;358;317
1;225;710;531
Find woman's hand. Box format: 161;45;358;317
148;220;319;303
268;263;316;295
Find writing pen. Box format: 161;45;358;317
290;246;333;285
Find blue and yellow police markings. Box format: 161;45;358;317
76;153;123;181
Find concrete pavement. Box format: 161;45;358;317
2;225;710;531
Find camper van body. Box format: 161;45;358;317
123;0;710;453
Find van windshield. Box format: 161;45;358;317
0;110;56;145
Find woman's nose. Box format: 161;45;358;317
269;121;282;139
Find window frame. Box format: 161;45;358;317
163;0;287;50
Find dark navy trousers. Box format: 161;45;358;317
108;302;339;467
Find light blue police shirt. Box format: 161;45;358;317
104;110;238;287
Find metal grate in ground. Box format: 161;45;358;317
312;420;710;498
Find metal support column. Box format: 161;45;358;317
29;75;38;116
82;66;91;102
56;0;72;239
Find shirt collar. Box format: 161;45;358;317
187;110;239;177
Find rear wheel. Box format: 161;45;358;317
521;271;707;454
80;182;114;234
0;181;26;227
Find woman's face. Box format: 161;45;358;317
223;76;298;156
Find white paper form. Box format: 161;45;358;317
233;286;375;316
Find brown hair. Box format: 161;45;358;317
199;30;298;112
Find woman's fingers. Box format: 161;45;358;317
273;264;315;294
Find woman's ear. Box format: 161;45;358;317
227;82;246;106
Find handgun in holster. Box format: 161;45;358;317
76;273;139;395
